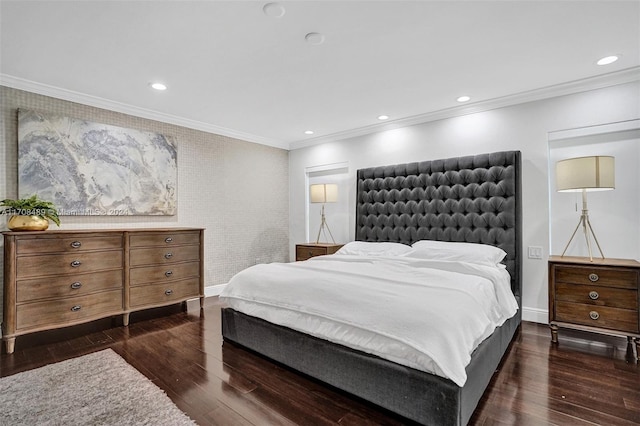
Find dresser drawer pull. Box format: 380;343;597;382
588;273;599;282
71;305;82;312
308;251;314;257
70;260;82;267
165;270;173;277
70;282;82;290
165;237;173;243
165;252;173;259
70;241;82;248
165;289;173;296
589;311;600;320
588;291;599;300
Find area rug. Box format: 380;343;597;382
0;349;197;425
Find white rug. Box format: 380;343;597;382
0;349;197;425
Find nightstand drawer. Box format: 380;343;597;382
556;283;638;310
296;246;330;260
555;301;639;333
295;243;343;261
554;265;637;289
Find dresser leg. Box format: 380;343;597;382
550;324;559;343
5;338;16;354
200;296;204;310
635;338;640;362
123;313;130;327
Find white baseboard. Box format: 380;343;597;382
204;284;227;298
522;306;548;324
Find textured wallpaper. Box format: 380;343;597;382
0;86;290;307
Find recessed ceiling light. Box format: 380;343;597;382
150;82;167;91
263;2;285;18
304;130;314;135
457;96;471;103
597;55;619;66
305;32;325;46
377;115;389;120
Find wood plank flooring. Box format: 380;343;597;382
1;298;639;425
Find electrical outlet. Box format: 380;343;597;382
528;246;543;259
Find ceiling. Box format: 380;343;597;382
1;1;639;150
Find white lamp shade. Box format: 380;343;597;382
556;156;615;192
310;184;338;203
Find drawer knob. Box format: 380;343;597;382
165;237;173;243
308;251;313;257
589;291;599;300
165;270;173;277
165;289;173;296
589;311;600;320
70;282;82;290
70;241;82;248
165;252;173;259
588;273;599;282
71;305;82;312
70;260;82;268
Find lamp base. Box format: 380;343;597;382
561;208;604;262
315;204;336;244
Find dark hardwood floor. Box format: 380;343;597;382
1;298;639;425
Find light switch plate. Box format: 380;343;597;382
528;246;543;259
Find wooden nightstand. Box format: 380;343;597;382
548;256;640;360
295;243;344;261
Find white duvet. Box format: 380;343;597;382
219;254;518;387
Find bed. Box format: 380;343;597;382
221;150;522;425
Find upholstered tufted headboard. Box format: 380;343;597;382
355;150;522;304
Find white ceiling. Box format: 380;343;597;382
1;1;639;150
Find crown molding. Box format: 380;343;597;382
0;74;290;150
3;67;638;153
289;66;640;150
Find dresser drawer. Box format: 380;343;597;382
130;245;200;267
129;231;200;248
296;246;328;261
130;261;200;286
555;301;639;333
129;278;200;308
556;283;638;310
16;250;123;279
16;235;123;254
554;265;638;289
16;289;123;330
17;269;123;303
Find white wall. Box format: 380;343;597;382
289;81;640;324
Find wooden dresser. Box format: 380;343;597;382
2;228;204;354
295;243;343;261
548;256;640;360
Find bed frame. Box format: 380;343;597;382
222;150;522;425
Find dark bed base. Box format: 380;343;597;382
222;307;521;426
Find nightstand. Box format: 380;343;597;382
548;256;640;360
295;243;344;261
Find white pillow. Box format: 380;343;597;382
406;240;507;266
336;241;412;257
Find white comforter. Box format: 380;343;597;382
219;255;518;387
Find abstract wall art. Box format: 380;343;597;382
17;109;177;216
